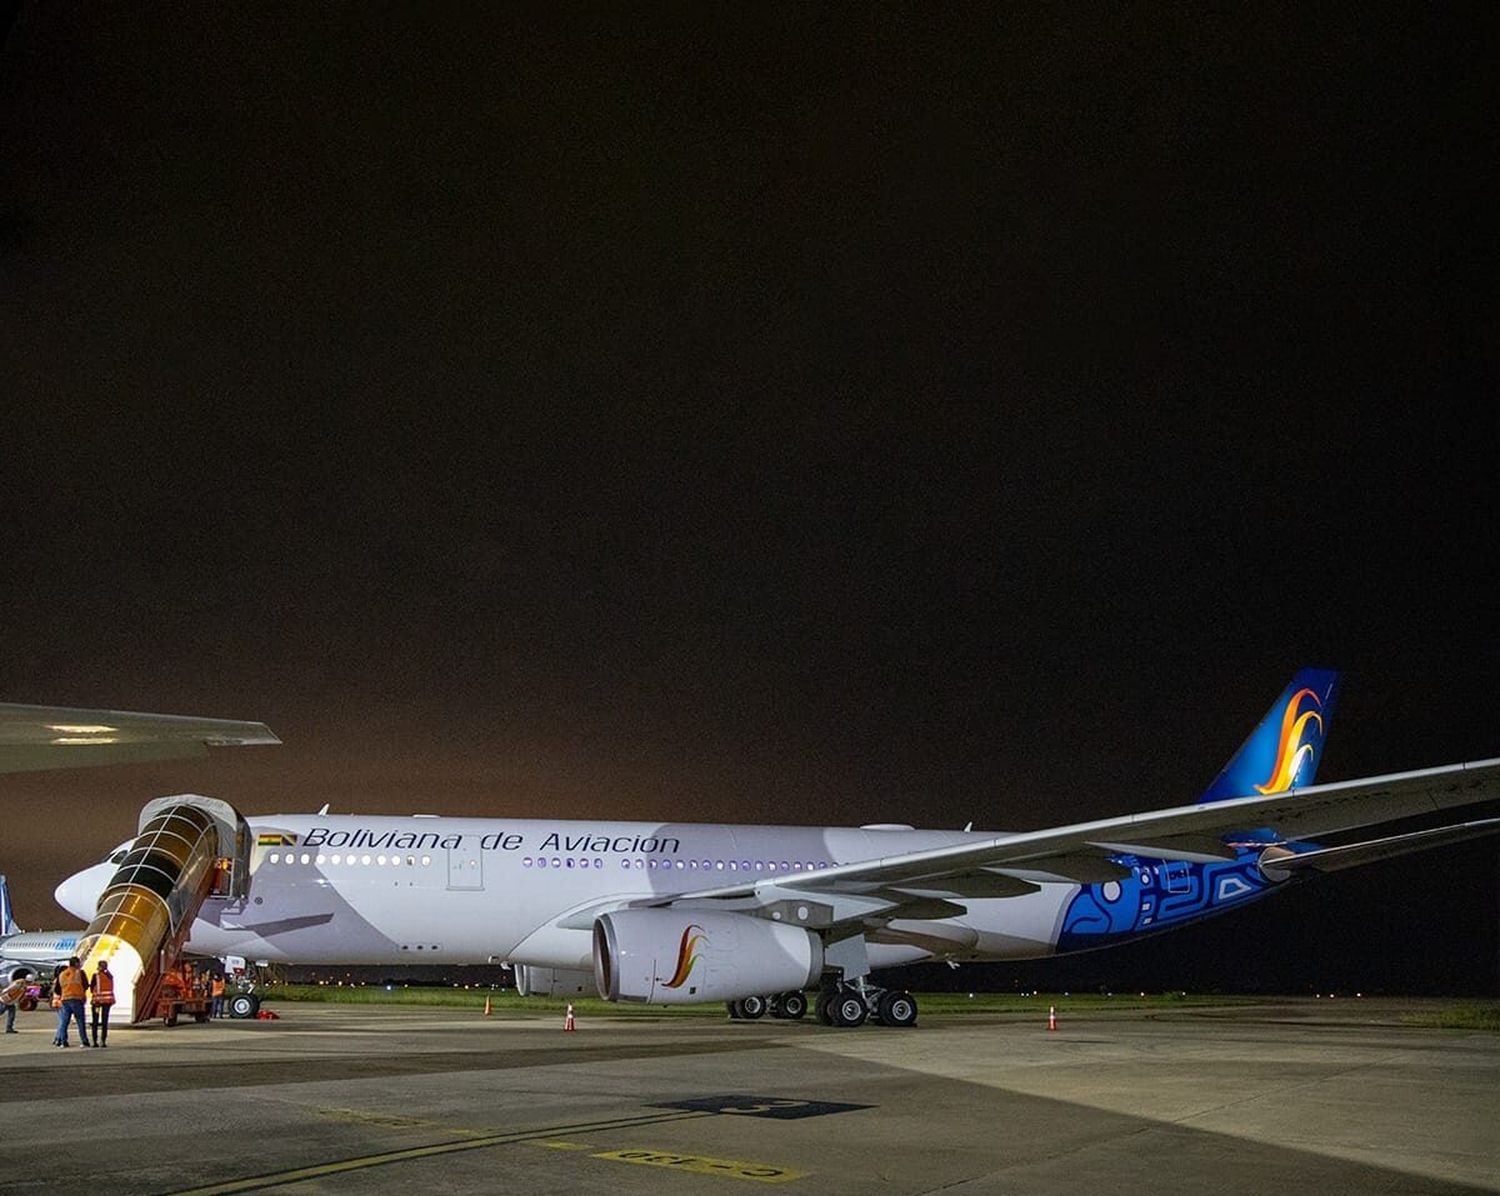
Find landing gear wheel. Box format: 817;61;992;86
228;993;260;1019
830;990;868;1028
727;1000;743;1020
776;991;808;1020
877;990;918;1027
815;992;835;1026
737;994;767;1020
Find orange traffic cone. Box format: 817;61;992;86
564;1003;576;1032
1047;1005;1057;1031
483;995;492;1016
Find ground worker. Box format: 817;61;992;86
90;959;116;1047
55;957;90;1047
49;968;62;1045
211;972;226;1019
1;975;24;1034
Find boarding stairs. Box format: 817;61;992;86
73;796;250;1024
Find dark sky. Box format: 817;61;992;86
2;5;1496;992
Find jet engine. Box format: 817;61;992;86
593;909;822;1004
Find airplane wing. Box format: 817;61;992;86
648;757;1500;922
1257;818;1500;879
0;703;280;774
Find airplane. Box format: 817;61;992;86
44;669;1500;1026
0;874;82;1001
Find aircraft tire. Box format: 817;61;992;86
815;992;835;1026
738;994;767;1019
777;991;808;1020
726;1000;743;1020
228;993;260;1019
877;990;918;1027
830;990;868;1028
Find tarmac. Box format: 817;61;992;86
1;998;1496;1194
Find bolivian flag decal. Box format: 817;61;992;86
256;833;297;847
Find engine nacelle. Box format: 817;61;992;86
594;909;822;1005
513;965;595;997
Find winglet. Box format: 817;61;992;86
1198;668;1340;804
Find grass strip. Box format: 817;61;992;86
257;985;1257;1017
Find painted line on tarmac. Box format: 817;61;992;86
594;1147;803;1183
168;1109;718;1194
527;1140;802;1183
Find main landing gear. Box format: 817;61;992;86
815;982;918;1028
727;985;917;1028
725;991;808;1021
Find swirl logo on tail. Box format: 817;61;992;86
1253;686;1324;794
663;923;707;989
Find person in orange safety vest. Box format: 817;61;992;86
89;960;116;1047
211;973;227;1019
54;957;91;1047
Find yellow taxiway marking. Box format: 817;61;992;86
532;1139;596;1150
314;1106;459;1133
170;1111;715;1194
595;1147;803;1183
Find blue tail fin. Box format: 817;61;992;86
1198;668;1340;804
0;874;16;936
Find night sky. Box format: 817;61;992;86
2;6;1496;993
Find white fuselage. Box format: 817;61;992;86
55;813;1076;973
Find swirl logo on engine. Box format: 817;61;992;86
662;923;707;988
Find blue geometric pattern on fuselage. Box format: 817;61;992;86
1056;848;1275;952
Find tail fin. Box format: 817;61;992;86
0;874;17;936
1198;668;1340;804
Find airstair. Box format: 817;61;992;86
73;796;250;1023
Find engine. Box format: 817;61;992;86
512;965;595;997
593;909;822;1005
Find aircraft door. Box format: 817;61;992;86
1160;860;1191;894
447;847;484;891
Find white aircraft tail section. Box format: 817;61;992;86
0;874;17;936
